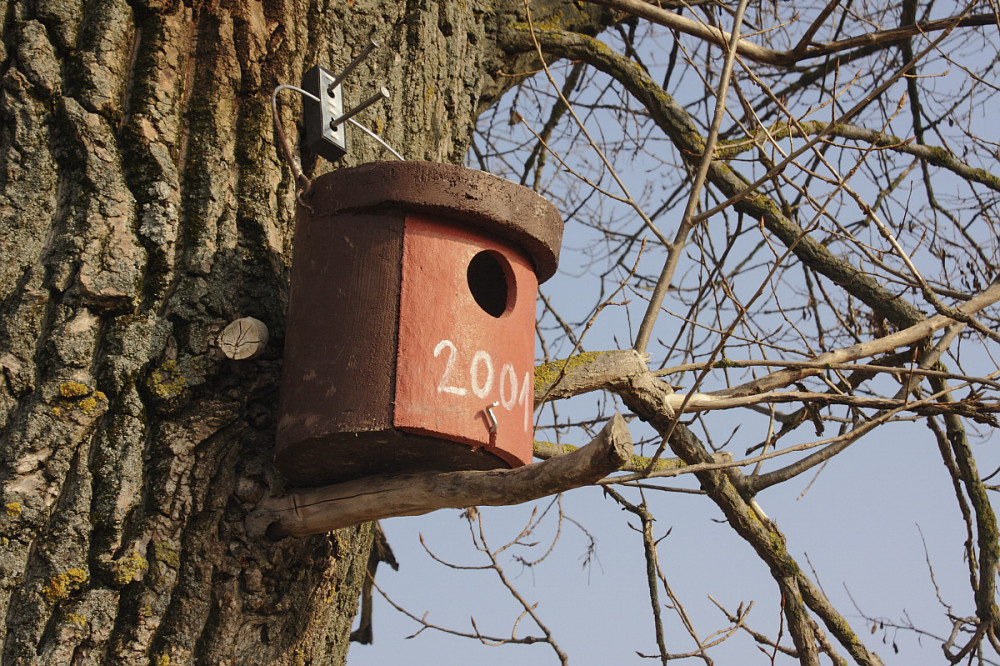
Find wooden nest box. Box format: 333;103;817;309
276;161;564;486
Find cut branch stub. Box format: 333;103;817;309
534;349;650;406
250;413;632;538
218;317;269;360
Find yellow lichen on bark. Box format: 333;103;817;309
147;361;185;398
113;551;149;586
42;568;88;604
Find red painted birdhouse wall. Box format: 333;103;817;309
276;162;563;486
394;215;538;467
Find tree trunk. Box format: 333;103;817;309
0;0;608;663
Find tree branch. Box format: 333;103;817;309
534;348;653;405
633;0;750;354
710;281;1000;400
585;0;994;66
503;25;955;332
532;280;1000;419
617;395;885;664
250;414;633;538
715;120;1000;195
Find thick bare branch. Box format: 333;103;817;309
533;296;1000;418
933;382;1000;635
716;121;1000;194
710;282;1000;399
534;348;651;405
614;390;885;665
251;414;633;538
585;0;994;66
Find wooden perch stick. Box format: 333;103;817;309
251;413;633;538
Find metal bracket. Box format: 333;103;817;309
270;40;403;188
302;40;390;163
302;65;347;162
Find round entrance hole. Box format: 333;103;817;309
467;251;513;318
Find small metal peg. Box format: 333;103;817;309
327;39;379;93
329;86;390;129
485;401;499;435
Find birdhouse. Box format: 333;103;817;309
275;161;563;486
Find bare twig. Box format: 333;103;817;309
633;0;750;353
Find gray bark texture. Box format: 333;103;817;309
0;0;609;663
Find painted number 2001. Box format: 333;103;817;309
433;339;532;432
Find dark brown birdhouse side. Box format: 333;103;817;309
275;161;563;486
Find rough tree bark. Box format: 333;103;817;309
0;1;610;663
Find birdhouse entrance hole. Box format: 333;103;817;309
467;251;512;318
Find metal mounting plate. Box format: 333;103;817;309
302;65;346;162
